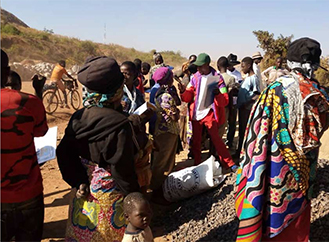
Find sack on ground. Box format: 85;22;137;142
163;156;226;202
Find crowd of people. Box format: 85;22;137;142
1;36;329;242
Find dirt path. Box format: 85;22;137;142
20;82;329;241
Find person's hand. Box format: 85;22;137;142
76;183;89;199
213;88;220;95
140;108;155;122
178;82;186;93
128;114;141;127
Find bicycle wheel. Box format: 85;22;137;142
42;90;59;114
70;89;81;110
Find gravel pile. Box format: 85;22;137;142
152;159;329;242
10;62;80;81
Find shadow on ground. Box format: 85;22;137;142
43;219;67;240
45;190;71;208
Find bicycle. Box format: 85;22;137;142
42;79;81;114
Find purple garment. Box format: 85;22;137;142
152;67;173;85
189;67;226;121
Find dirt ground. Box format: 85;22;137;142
20;82;329;241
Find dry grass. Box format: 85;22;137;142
1;22;187;67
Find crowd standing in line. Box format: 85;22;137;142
1;35;329;242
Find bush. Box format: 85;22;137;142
1;24;21;35
36;32;50;41
79;41;97;55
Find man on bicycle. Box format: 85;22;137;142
50;60;75;108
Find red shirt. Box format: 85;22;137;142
136;73;145;94
1;89;48;203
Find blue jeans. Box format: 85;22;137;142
1;194;44;242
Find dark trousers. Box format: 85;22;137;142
226;106;238;147
236;107;252;157
1;194;44;242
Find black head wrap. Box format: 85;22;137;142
287;37;321;65
78;56;124;95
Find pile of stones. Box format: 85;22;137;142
152;159;329;241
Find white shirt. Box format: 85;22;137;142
253;63;265;92
196;73;212;121
227;69;243;84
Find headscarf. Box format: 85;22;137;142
287;37;322;79
83;87;124;108
153;52;162;61
78;56;124;108
153;67;181;106
152;67;173;86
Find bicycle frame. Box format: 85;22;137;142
43;79;80;114
54;86;65;105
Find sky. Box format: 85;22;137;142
2;0;329;61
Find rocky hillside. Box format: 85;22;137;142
1;9;186;67
1;8;29;28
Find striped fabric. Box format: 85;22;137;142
235;73;329;241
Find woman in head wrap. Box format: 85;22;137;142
149;67;181;203
235;38;329;241
56;56;140;242
149;52;168;88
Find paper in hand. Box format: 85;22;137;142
200;75;220;109
133;102;156;115
34;126;58;164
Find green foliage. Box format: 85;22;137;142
253;30;293;68
1;24;21;35
315;57;329;87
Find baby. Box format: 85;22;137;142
122;192;154;242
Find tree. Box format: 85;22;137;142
253;30;293;68
43;27;54;34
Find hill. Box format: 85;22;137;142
1;8;29;28
1;9;186;67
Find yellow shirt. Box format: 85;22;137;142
50;64;68;81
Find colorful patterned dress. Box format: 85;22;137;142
66;159;126;242
235;72;329;241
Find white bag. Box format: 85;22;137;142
163;156;226;202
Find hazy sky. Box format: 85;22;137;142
2;0;329;61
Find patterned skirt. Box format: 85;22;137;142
66;159;126;242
